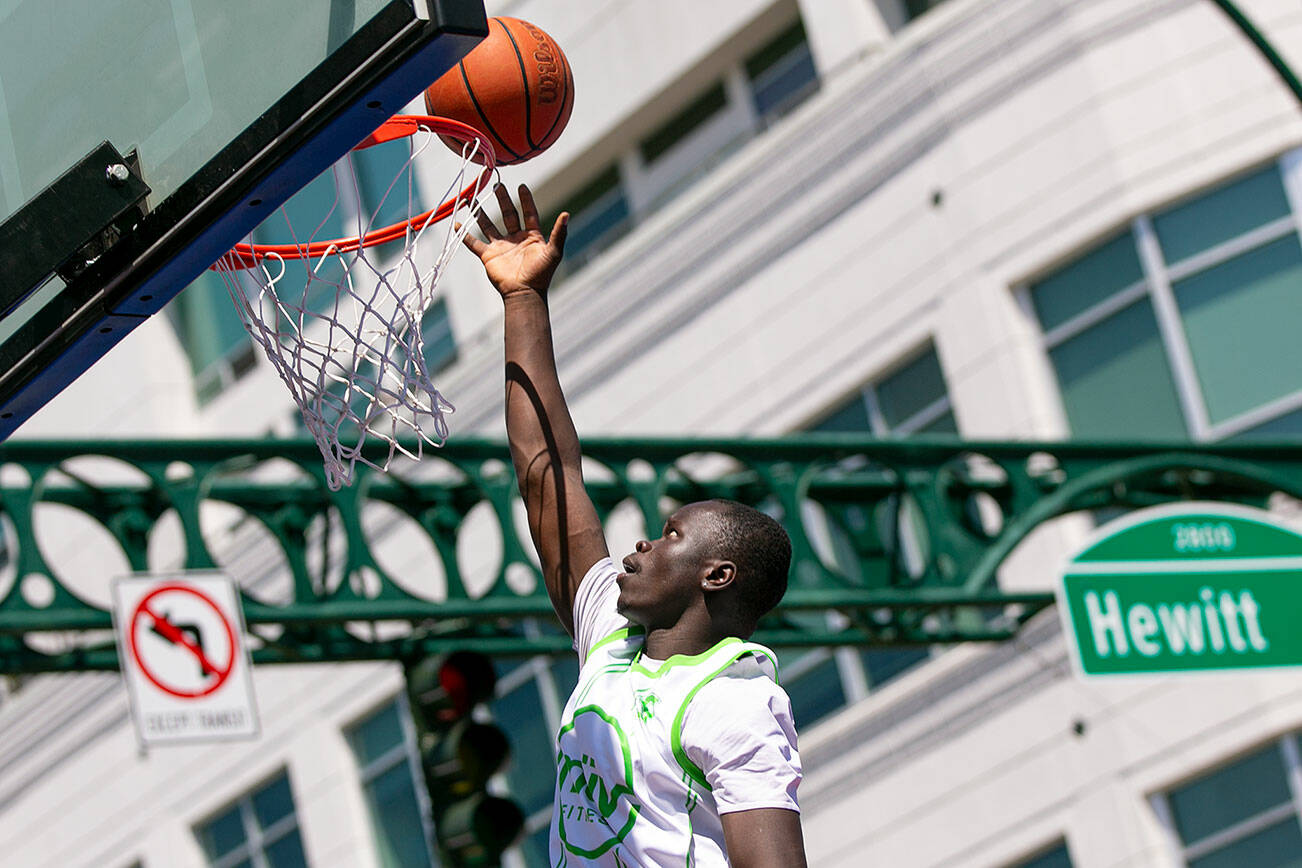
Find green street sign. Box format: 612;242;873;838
1056;502;1302;677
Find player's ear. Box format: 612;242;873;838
700;561;736;592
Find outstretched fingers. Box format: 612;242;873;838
474;205;502;243
518;184;542;233
549;211;569;255
457;222;489;257
495;183;522;234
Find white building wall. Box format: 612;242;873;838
2;0;1302;866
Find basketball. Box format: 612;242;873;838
423;17;574;165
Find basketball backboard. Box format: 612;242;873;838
0;0;487;438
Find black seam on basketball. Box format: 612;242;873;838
498;20;539;151
537;50;571;148
459;58;522;162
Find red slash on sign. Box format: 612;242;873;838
141;604;221;678
128;584;237;698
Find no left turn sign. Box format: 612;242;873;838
112;572;259;746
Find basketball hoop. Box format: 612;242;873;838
212;116;497;490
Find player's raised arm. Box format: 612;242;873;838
462;183;609;636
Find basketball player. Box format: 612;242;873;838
463;184;807;867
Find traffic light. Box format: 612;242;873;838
405;650;525;867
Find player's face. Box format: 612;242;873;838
615;502;720;629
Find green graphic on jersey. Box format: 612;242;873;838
634;688;659;722
556;705;642;858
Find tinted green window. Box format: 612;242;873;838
1174;234;1302;425
640;83;728;164
905;0;951;22
362;763;433;868
196;772;306;868
255;171;349;315
263;832;308;868
917;411;959;434
422;298;456;374
561;166;631;262
1187;818;1302;868
1167;742;1290;844
1153;164;1291;265
782;656;845;728
1049;299;1186;438
199;806;246;860
1236;406;1302;440
349;701;405;766
256;170;346;246
168;270;251;379
877;347;949;429
1029;232;1144;332
746;21;818;121
812;396;871;433
1012;843;1074;868
353;139;420;232
521;825;552;868
348;701;433;868
862;647;929;687
746;22;807;80
552;656;579;698
251;774;295;828
493;678;559;815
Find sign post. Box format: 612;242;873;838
1056;502;1302;677
111;572;260;746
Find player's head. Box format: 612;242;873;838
615;500;791;636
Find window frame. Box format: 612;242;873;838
780;342;955;726
173;137;437;405
1005;839;1075;868
495;621;570;866
1021;149;1302;442
195;770;305;868
551;14;818;285
347;695;439;868
1150;733;1302;865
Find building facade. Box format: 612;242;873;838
1;0;1301;866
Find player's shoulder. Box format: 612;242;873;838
689;646;790;711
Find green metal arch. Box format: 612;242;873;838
0;437;1299;672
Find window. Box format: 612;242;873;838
353;135;420;234
166;270;258;405
196;771;307;868
555;166;633;272
904;0;952;22
173;134;433;404
1028;155;1302;441
550;17;816;283
1153;735;1302;866
492;630;579;868
640;84;730;166
1008;842;1075;868
745;20;819;125
289;295;454;436
347;700;436;868
815;344;958;436
421;297;457;375
777;344;954;727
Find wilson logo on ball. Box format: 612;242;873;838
424;17;575;165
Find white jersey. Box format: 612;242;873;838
550;558;801;866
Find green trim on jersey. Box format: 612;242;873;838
629;637;745;678
584;626;646;664
669;641;781;793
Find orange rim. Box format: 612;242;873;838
222;116;496;270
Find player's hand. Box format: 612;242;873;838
462;183;568;298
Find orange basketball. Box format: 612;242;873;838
424;17;574;165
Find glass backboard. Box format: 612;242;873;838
0;0;487;436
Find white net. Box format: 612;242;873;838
212;118;495;490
